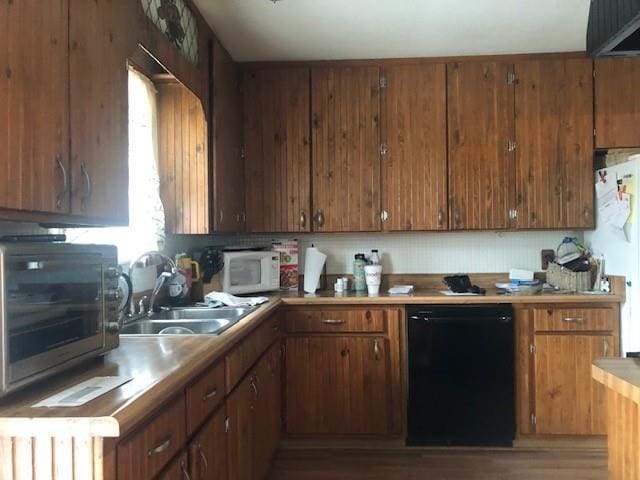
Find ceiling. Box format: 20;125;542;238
192;0;592;62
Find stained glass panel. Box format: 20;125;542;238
141;0;199;64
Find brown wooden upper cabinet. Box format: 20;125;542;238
595;57;640;149
212;39;244;233
243;67;311;233
1;0;70;215
514;58;594;229
0;0;130;224
447;62;516;230
382;64;448;231
311;66;382;232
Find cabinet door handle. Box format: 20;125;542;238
314;209;325;227
322;319;345;325
147;436;171;456
250;377;259;399
202;387;218;401
373;338;381;361
80;161;92;211
562;317;584;323
180;459;192;480
300;210;306;228
437;209;444;226
603;338;609;357
218;209;224;225
380;210;389;222
198;444;209;475
55;155;68;210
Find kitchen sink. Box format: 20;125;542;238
120;306;256;336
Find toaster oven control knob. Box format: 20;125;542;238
105;289;121;302
105;267;120;279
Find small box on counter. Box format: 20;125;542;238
272;240;299;291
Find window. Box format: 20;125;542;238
66;68;166;266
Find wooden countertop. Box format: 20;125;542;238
592;358;640;405
0;289;623;439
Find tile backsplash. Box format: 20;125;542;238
168;230;581;275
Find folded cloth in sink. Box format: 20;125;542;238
204;291;269;307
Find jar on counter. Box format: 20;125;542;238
353;253;367;292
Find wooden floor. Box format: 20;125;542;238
268;448;607;480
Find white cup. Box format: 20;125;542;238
364;265;382;295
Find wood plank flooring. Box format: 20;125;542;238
268;448;607;480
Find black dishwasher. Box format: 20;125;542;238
407;305;515;446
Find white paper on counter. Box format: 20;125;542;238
33;376;132;408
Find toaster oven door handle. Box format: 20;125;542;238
12;258;102;271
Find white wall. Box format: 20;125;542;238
167;230;581;275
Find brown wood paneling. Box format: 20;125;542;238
514;58;594;229
212;39;244;232
311;66;381;232
117;395;186;480
69;0;130;224
285;308;386;333
1;0;69;215
595;57;640;148
185;361;225;435
189;406;227;480
243;67;311;233
382;63;448;231
447;62;515;230
533;334;615;435
533;307;616;333
285;335;391;435
157;80;210;234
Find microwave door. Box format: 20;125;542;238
229;260;262;288
5;255;105;383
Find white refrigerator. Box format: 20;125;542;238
585;154;640;356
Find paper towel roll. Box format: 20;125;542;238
303;246;327;294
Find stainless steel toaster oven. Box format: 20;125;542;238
0;242;120;397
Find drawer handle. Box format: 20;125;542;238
322;319;345;325
562;317;584;323
202;387;218;401
147;436;172;456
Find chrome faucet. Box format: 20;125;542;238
128;251;177;317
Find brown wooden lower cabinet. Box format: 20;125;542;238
518;305;620;437
188;406;228;480
156;450;189;479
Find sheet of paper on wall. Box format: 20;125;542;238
621;174;636;224
610;193;632;229
596;170;617;200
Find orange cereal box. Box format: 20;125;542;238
272;240;299;291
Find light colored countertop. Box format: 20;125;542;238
592;358;640;405
0;289;623;439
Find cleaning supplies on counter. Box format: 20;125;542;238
303;245;327;294
353;253;367;292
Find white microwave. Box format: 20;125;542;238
221;251;280;294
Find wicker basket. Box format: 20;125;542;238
546;262;592;292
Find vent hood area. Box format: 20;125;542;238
588;0;640;56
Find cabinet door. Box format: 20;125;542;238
311;66;381;232
515;59;594;229
382;64;448;231
285;336;390;435
243;67;311;233
226;373;254;480
533;334;616;435
189;406;227;480
1;0;70;214
595;57;640;148
447;62;515;230
156;451;189;480
212;39;244;233
69;0;130;224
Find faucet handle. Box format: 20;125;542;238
138;295;149;315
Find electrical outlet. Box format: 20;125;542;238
541;249;555;270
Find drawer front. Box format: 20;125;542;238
533;307;616;332
117;395;186;480
285;308;386;333
186;360;225;434
226;313;281;393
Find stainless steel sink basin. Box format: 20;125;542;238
120;306;256;336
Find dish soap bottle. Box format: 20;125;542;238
353;253;367;292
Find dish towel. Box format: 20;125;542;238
204;291;269;307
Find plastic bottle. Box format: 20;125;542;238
353;254;367;292
370;249;380;265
